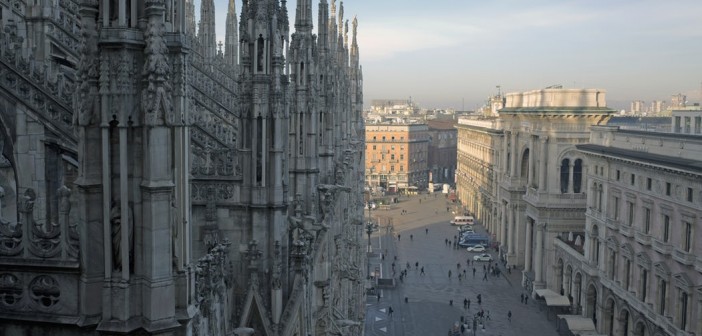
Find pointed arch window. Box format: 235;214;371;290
573;159;582;193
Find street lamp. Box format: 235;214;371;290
365;220;374;279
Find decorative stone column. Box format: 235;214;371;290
528;136;535;187
507;205;517;257
510;131;518;177
539;136;548;190
524;218;533;272
568;162;575;193
503;131;510;176
534;222;545;284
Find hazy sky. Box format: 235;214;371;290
200;0;702;110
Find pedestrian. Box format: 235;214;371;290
524;295;528;304
473;268;476;278
425;228;428;235
415;261;419;269
377;292;381;302
398;234;401;241
467;299;471;309
420;266;425;275
508;310;512;322
463;269;466;276
486;310;491;320
406;262;410;269
508;265;511;274
448;270;452;278
458;273;462;281
388;306;394;317
410;234;413;241
457;263;461;269
449;299;453;306
520;293;524;303
463;298;468;308
446;207;449;212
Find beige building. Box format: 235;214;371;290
365;124;429;192
554;126;702;335
457;88;702;335
671;107;702;135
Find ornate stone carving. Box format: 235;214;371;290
0;273;22;308
142;12;174;126
28;275;60;310
0;187;23;256
26;189;62;258
110;201;134;272
73;7;99;127
59;186;79;259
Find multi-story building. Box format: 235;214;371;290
365;124;429;192
455;117;503;240
553;126;702;335
631;100;646;115
426;120;458;185
456;88;616;288
0;0;365;335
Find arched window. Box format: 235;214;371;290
560;159;570;193
256;35;264;72
520;149;530;178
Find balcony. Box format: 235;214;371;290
522;187;587;208
634;230;651;246
618;225;634;238
605;217;619;230
672;249;695;266
651;238;672;256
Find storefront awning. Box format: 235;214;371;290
557;315;599;335
535;289;571;307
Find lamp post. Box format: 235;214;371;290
366;216;374;280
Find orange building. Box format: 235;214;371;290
365;124;430;192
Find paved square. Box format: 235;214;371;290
364;193;561;336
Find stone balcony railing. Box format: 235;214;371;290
672;249;695;266
523;187;586;207
619;225;634;238
651;238;673;256
634;230;652;246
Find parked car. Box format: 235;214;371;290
466;245;486;252
457;225;474;232
473;253;493;262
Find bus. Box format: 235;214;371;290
458;233;489;248
450;215;475;226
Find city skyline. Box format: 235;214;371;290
204;0;702;109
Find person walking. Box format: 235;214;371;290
508;310;512;322
472;267;476;278
482;271;488;281
398;234;401;241
520;293;524;303
463;298;468;309
467;299;471;309
388;306;394;318
486;310;491;320
415;261;419;269
377;292;381;302
448;270;452;278
425;228;429;235
524;295;528;304
420;266;425;275
410;234;413;241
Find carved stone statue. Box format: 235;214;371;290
110;201;134;273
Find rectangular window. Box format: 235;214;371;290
687;188;693;202
624;260;631;290
641;269;648;302
666;183;671;196
630;174;636;186
647;178;652;191
614;197;620;220
390;165;395;172
628;201;634;226
644;208;650;233
674;116;681;133
372;145;376;150
695;116;702;134
659;280;667;315
400;154;404;160
399;166;403;172
663;215;670;242
616;170;621;181
683;221;692;252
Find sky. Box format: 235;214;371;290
199;0;702;110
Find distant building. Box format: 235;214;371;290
671;106;702;134
607;116;671;132
426;120;458;185
670;93;687;109
630;100;646;115
370;99;418;115
365;124;430;192
651;100;667;114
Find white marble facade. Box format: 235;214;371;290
0;0;365;335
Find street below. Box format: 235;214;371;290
363;192;560;336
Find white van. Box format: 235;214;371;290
450;215;475;226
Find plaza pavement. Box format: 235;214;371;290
363;193;560;336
